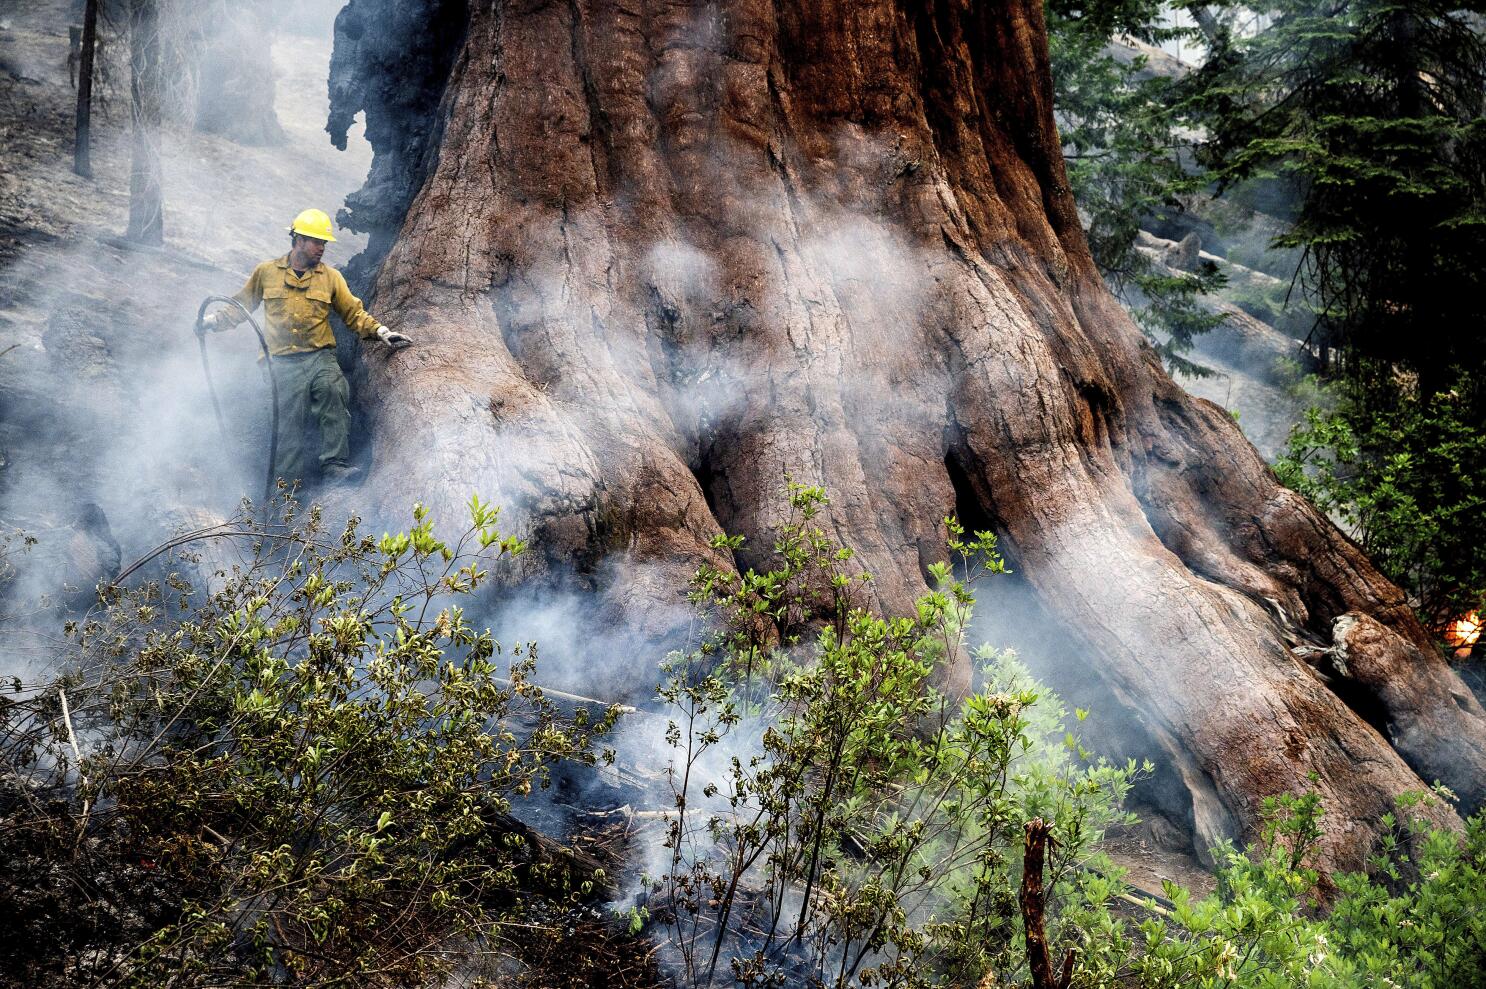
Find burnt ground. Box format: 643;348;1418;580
0;0;373;598
1103;819;1217;901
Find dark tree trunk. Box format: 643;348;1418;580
73;0;100;178
126;0;163;246
326;0;1486;875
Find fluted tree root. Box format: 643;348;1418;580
326;0;1486;872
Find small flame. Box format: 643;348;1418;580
1446;611;1481;653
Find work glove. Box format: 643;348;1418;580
377;326;412;350
196;311;230;335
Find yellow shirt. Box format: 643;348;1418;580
224;256;383;356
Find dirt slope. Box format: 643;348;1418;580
0;0;370;566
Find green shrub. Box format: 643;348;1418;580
1072;788;1485;989
1328;797;1486;986
0;498;617;987
657;483;1142;988
5;488;1481;988
1274;382;1486;638
655;484;1486;988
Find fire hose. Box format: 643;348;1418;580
195;296;279;504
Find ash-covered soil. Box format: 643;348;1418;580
0;0;370;571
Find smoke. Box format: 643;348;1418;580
3;3;1421;983
0;5;1210;985
634;220;935;448
477;555;700;703
961;522;1241;858
0;0;370;683
1117;219;1314;462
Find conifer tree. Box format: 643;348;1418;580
1185;0;1486;632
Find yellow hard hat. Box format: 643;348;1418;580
289;208;337;242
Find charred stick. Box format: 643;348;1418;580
492;677;637;715
1020;817;1075;989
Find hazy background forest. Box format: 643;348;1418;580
0;1;1482;986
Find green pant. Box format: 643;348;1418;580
270;348;350;484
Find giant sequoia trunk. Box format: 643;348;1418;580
327;0;1486;871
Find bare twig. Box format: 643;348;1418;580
111;526;315;586
59;687;92;831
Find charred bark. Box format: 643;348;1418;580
327;0;469;290
328;0;1486;873
73;0;100;178
1020;819;1075;989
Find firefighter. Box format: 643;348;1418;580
199;208;411;486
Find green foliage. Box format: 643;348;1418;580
1073;789;1486;988
660;483;1142;988
1328;798;1486;986
0;498;616;987
655;486;1486;988
1184;0;1486;382
6;490;1482;987
1274;380;1486;634
1177;0;1486;647
1048;0;1228;373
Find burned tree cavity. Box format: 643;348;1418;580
328;0;1486;873
326;0;470;290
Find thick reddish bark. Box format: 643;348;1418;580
327;0;1486;871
